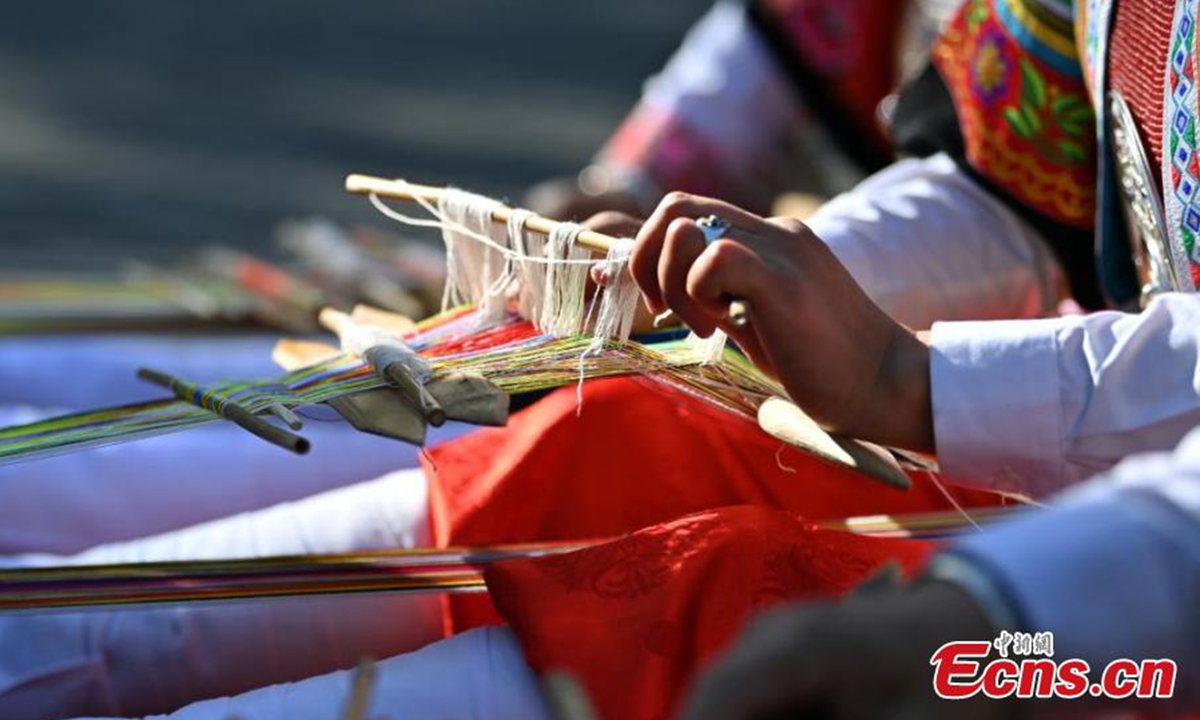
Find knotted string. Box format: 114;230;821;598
587;238;640;348
369;185;595;266
435;189;505;316
508;209;548;327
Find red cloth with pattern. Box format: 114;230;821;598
486;505;937;720
1106;0;1172;175
424;377;1015;635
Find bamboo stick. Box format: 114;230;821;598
345;174;619;253
345;173;752;325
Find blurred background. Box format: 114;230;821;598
0;0;710;270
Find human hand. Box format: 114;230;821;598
629;192;933;452
581;210;672;335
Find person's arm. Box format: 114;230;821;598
680;434;1200;719
931;293;1200;495
808;152;1065;329
629;193;1200;494
529;1;805;220
936;431;1200;709
625;183;1063;453
594;150;1069;329
595;0;804;213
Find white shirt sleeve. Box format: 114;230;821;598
808;153;1066;330
0;471;446;719
930;293;1200;496
51;627;548;720
946;428;1200;708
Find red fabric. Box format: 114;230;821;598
760;0;906;156
486;505;937;720
424;377;1015;633
1107;0;1173;174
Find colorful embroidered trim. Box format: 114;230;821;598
994;0;1081;77
933;0;1097;228
1161;0;1200;289
1076;0;1115;106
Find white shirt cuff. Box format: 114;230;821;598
930;318;1065;497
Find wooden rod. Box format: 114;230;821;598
345;173;749;326
345;174;619;254
137;368;310;455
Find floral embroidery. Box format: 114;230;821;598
1002;58;1093;166
933;0;1097;228
1162;0;1200;289
966;0;991;30
973;27;1013;105
752;532;883;608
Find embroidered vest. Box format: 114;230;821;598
931;0;1098;231
932;0;1200;305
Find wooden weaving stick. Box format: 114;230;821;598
345;174;751;324
758;397;912;490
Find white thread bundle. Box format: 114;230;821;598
587;238;640;349
687;328;729;364
436;189;509;322
508;211;548;326
369;184;637;345
538;223;591;337
335;316;432;382
577;237;641;411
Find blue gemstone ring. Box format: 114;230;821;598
696;214;731;245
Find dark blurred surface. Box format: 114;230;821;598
0;1;709;270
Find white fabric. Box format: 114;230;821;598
0;470;446;720
637;1;800;162
64;627;548;720
951;428;1200;708
810;153;1066;330
931;293;1200;496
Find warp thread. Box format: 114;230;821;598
0;311;784;464
368;183;654;363
686;328;730;364
508;210;548;327
539;222;591;338
577;237;640;409
587;238;640;349
436;188;508;319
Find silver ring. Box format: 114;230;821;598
696;214;731;245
